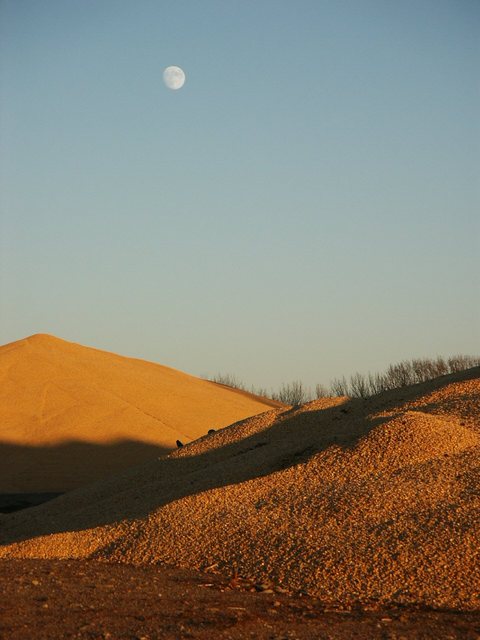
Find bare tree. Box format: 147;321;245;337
384;361;414;388
330;376;349;397
315;383;329;398
329;354;479;400
411;358;428;383
434;356;448;377
251;386;269;398
367;372;387;395
275;381;307;405
348;372;368;398
212;373;245;390
448;355;479;373
211;354;480;405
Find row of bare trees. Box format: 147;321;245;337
330;355;480;398
211;374;308;404
211;354;480;404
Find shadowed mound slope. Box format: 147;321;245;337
0;334;279;492
1;367;479;610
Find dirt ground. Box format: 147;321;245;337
0;560;478;640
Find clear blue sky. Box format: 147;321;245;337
1;0;479;391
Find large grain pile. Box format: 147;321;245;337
1;367;479;610
0;334;278;491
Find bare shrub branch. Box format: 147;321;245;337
315;383;329;398
211;373;245;390
330;376;349;397
274;381;307;405
349;372;369;398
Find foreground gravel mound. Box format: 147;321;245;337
1;367;479;610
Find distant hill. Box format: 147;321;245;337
0;334;280;492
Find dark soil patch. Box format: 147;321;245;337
0;559;479;639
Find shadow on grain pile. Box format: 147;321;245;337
0;399;350;543
1;365;478;549
0;439;171;504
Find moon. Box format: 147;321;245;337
163;66;186;90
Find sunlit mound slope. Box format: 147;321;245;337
0;334;279;492
1;366;479;610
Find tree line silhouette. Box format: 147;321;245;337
210;354;480;405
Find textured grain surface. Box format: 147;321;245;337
1;367;479;611
0;334;279;492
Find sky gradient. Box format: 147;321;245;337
1;0;479;391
